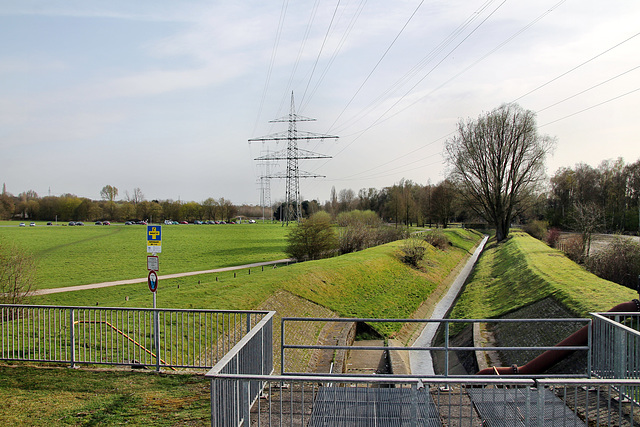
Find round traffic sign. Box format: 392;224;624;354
148;270;158;292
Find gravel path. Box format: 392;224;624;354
31;259;293;295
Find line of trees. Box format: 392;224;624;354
0;185;242;223
547;158;640;233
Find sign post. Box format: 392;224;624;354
146;225;161;309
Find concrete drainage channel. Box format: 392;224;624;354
339;235;489;376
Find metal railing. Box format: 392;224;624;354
206;374;640;426
0;304;270;370
281;317;592;377
207;311;274;426
592;312;640;406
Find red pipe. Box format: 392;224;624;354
476;300;640;375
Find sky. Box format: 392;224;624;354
1;0;639;206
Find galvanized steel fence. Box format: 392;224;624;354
592;311;640;406
207;375;640;426
207;311;274;426
0;304;270;370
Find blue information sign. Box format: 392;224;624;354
147;225;162;253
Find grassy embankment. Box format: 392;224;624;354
450;230;638;322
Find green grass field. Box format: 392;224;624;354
1;222;288;289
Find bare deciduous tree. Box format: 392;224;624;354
0;241;37;304
445;103;555;242
572;201;603;257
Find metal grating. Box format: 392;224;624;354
308;386;442;426
467;386;586;426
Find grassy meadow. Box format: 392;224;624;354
0;222;289;289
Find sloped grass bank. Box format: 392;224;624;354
450;231;637;321
31;229;484;337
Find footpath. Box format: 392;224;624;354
31;259;292;296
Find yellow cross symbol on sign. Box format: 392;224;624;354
149;227;160;240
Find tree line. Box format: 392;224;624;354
0;185;244;223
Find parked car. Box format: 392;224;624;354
102;221;111;225
30;222;36;227
68;221;75;226
194;220;202;225
125;221;133;225
179;221;188;224
46;222;53;226
19;222;26;227
76;221;84;226
95;221;102;225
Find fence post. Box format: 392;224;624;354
281;319;286;374
411;383;418;427
242;380;250;425
69;309;75;368
154;309;160;372
444;321;450;377
536;381;545;427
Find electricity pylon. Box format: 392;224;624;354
257;149;276;222
249;92;338;225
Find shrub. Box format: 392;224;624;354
338;224;370;254
422;229;449;250
561;234;585;263
337;211;405;254
587;237;640;291
400;238;427;268
522;220;548;241
373;226;408;245
336;210;381;228
546;227;561;248
285;212;338;261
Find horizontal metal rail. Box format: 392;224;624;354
281;316;591;377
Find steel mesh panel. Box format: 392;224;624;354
309;386;442;426
467;386;586;426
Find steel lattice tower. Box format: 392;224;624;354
257;149;275;222
249;93;338;225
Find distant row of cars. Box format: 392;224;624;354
163;219;255;225
18;219;258;227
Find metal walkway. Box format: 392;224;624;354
308;387;442;426
467;387;586;426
